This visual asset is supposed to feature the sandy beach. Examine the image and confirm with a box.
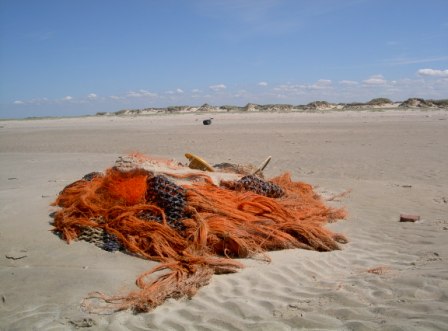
[1,110,447,330]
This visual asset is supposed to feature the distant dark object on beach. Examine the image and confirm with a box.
[203,118,213,125]
[400,213,420,222]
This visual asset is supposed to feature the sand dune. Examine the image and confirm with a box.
[1,110,447,330]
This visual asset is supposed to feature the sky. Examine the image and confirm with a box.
[1,0,447,118]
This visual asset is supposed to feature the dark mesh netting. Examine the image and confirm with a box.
[82,172,103,181]
[231,175,285,198]
[77,226,123,252]
[144,175,187,230]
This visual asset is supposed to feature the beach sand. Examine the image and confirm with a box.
[1,110,447,330]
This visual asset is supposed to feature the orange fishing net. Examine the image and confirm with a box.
[51,154,347,313]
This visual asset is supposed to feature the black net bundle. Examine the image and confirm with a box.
[230,175,285,198]
[60,172,103,195]
[82,172,103,181]
[144,175,187,230]
[77,226,123,252]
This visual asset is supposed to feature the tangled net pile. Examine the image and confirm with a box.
[51,154,347,313]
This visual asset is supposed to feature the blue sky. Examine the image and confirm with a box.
[1,0,447,118]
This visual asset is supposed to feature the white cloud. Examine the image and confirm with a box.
[233,89,250,98]
[126,90,157,98]
[273,84,305,94]
[316,79,332,85]
[166,88,184,95]
[273,80,332,94]
[258,81,268,87]
[126,91,140,97]
[14,97,50,105]
[62,96,73,101]
[363,75,387,85]
[87,93,97,99]
[383,56,448,66]
[309,79,332,89]
[209,84,226,92]
[417,68,448,78]
[339,80,359,85]
[192,89,201,93]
